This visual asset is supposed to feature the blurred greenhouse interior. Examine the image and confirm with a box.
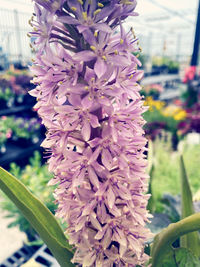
[0,0,199,66]
[0,0,200,266]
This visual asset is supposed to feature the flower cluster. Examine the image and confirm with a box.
[30,0,152,266]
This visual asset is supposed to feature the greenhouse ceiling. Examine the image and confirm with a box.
[0,0,198,59]
[126,0,198,35]
[0,0,198,36]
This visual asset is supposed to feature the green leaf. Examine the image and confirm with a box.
[0,167,74,267]
[147,140,155,213]
[155,247,200,267]
[174,247,200,267]
[180,155,200,257]
[161,249,176,267]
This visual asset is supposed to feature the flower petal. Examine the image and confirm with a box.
[90,212,102,231]
[102,148,113,170]
[88,166,100,189]
[81,120,91,141]
[58,15,79,25]
[74,50,96,62]
[81,94,93,109]
[93,23,112,33]
[94,57,107,78]
[83,251,96,267]
[88,114,100,128]
[107,187,115,209]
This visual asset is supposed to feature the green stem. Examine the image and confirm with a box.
[151,213,200,267]
[179,155,200,256]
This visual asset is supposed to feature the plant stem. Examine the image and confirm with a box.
[151,213,200,267]
[180,155,200,257]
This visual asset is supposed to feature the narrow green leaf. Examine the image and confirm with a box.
[147,140,155,213]
[0,167,74,267]
[147,164,155,213]
[147,139,154,174]
[151,213,200,267]
[180,155,200,257]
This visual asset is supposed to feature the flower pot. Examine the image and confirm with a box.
[0,244,40,267]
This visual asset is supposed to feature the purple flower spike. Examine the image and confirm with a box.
[30,0,152,266]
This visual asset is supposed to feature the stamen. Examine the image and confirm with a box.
[98,3,104,7]
[90,46,96,51]
[120,39,124,44]
[102,55,107,61]
[120,0,134,5]
[82,12,87,20]
[28,19,33,26]
[93,9,101,16]
[71,7,77,11]
[77,0,83,4]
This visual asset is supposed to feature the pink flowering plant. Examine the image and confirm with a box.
[29,0,153,265]
[1,0,200,266]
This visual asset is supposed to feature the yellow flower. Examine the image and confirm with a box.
[144,96,165,111]
[174,110,187,121]
[162,105,187,121]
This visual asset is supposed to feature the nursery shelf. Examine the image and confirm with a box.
[0,106,34,117]
[0,244,38,267]
[0,142,43,168]
[159,89,181,101]
[142,74,180,86]
[0,244,58,267]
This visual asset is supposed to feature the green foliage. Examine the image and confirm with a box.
[144,108,179,134]
[0,116,13,145]
[1,152,55,240]
[152,56,179,71]
[151,213,200,267]
[154,247,200,267]
[180,156,200,256]
[0,116,41,146]
[11,117,40,139]
[151,140,200,213]
[0,87,14,101]
[0,166,74,266]
[175,248,200,267]
[147,140,156,213]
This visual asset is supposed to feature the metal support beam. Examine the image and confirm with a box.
[14,9,22,61]
[191,0,200,66]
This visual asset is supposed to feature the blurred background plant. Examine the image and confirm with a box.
[143,97,187,148]
[141,84,164,99]
[11,117,41,142]
[151,140,200,205]
[0,151,56,242]
[151,56,180,75]
[0,115,42,154]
